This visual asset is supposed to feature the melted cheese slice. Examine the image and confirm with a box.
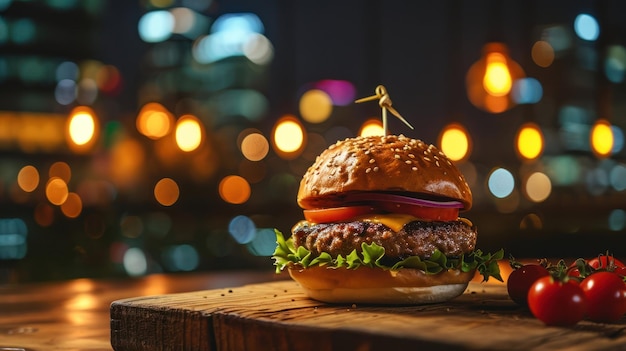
[355,214,473,232]
[354,213,418,232]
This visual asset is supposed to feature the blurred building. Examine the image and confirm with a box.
[1,0,626,282]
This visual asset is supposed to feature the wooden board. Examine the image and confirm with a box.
[110,280,626,351]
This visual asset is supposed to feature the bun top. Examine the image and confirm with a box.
[297,135,472,210]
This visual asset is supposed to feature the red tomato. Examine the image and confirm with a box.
[507,264,550,306]
[375,201,459,221]
[303,206,376,223]
[303,202,459,223]
[569,255,626,278]
[580,272,626,323]
[528,276,587,326]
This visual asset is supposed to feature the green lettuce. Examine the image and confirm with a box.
[272,229,504,282]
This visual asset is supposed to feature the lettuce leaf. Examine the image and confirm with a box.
[271,229,503,282]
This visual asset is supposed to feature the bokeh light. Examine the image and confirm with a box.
[483,53,513,97]
[228,215,256,244]
[154,178,179,206]
[531,40,555,68]
[49,161,71,183]
[466,43,525,113]
[175,115,203,152]
[512,78,543,104]
[46,177,69,205]
[524,172,552,202]
[138,10,174,43]
[136,102,174,140]
[219,175,251,204]
[609,209,626,231]
[313,79,356,106]
[163,244,199,271]
[299,89,333,123]
[67,106,98,150]
[272,115,305,158]
[439,123,471,162]
[515,123,544,161]
[123,247,148,277]
[359,118,384,137]
[17,165,39,192]
[590,119,613,158]
[605,45,626,83]
[240,132,269,161]
[60,192,83,218]
[574,13,599,41]
[246,228,277,256]
[488,167,515,199]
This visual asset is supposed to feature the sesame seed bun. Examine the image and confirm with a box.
[297,135,472,210]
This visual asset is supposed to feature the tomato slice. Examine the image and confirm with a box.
[375,201,459,221]
[303,201,459,224]
[303,206,377,223]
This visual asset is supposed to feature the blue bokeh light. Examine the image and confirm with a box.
[574,13,599,41]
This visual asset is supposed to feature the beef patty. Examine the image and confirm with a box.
[291,220,477,260]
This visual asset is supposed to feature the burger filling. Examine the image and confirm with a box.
[292,219,477,261]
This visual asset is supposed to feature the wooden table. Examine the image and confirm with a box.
[2,270,626,351]
[0,270,283,351]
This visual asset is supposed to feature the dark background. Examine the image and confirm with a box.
[1,0,626,282]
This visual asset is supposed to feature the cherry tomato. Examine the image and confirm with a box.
[580,272,626,323]
[303,206,376,223]
[568,255,626,278]
[507,264,550,306]
[375,201,459,221]
[528,276,587,326]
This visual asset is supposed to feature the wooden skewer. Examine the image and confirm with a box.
[355,85,414,135]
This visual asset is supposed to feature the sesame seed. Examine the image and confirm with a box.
[373,167,379,172]
[405,160,412,164]
[424,157,431,162]
[394,154,401,159]
[366,168,372,173]
[369,159,375,164]
[436,160,440,167]
[408,154,415,158]
[412,167,418,171]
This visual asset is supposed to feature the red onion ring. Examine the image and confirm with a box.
[344,192,464,209]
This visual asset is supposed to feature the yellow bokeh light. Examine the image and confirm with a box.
[359,119,384,137]
[17,165,39,192]
[46,177,69,205]
[531,40,555,68]
[154,178,179,206]
[439,124,471,161]
[299,89,333,123]
[272,115,305,157]
[68,107,96,146]
[219,175,251,204]
[590,119,613,158]
[175,115,203,152]
[136,102,173,140]
[483,53,512,97]
[49,161,71,183]
[61,192,83,218]
[516,123,544,161]
[241,133,269,161]
[525,172,552,203]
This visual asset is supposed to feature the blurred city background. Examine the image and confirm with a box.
[1,0,626,283]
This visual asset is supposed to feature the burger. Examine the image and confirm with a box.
[273,134,502,304]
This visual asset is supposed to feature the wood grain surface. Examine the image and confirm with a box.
[110,280,626,351]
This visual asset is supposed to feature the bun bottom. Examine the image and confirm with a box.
[288,265,474,304]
